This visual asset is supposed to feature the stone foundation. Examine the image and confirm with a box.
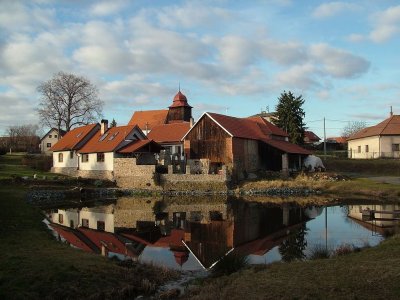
[52,167,113,180]
[114,158,160,189]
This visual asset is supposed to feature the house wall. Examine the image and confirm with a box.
[184,115,232,164]
[232,138,259,175]
[53,151,78,168]
[79,152,114,171]
[40,129,61,154]
[50,209,79,228]
[79,208,115,232]
[348,135,400,159]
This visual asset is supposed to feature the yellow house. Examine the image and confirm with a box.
[347,114,400,159]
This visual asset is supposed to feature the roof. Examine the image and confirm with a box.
[50,224,95,253]
[327,136,347,144]
[148,122,191,143]
[246,116,288,137]
[304,131,321,142]
[348,115,400,140]
[169,91,192,108]
[262,139,311,155]
[128,110,168,130]
[117,139,162,153]
[50,124,99,151]
[78,125,139,153]
[40,128,66,142]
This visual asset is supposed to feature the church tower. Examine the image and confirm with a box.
[167,90,193,123]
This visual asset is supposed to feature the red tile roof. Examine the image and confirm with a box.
[262,139,311,155]
[148,122,191,143]
[348,115,400,140]
[50,124,99,151]
[78,125,139,153]
[128,110,168,129]
[207,112,288,140]
[327,136,347,144]
[304,131,321,142]
[78,227,128,256]
[117,139,162,153]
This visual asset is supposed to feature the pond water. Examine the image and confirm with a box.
[44,197,399,271]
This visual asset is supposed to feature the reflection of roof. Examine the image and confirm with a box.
[51,124,99,151]
[148,122,191,143]
[117,139,161,153]
[304,131,321,142]
[50,224,97,253]
[78,125,139,153]
[348,115,400,140]
[128,110,168,129]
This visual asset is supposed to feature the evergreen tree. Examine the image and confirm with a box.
[110,118,117,127]
[273,91,306,145]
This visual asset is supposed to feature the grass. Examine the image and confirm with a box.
[0,153,55,179]
[184,235,400,300]
[0,185,178,299]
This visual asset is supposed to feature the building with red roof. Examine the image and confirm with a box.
[183,112,311,178]
[347,113,400,159]
[304,131,321,144]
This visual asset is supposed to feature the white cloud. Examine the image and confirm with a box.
[91,0,128,16]
[310,44,370,78]
[313,2,359,19]
[347,33,365,43]
[274,64,319,90]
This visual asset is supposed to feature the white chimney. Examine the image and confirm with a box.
[190,117,194,127]
[101,119,108,134]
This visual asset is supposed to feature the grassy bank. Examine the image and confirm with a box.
[185,235,400,299]
[0,153,55,179]
[0,185,177,299]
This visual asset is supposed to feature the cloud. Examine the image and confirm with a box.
[312,2,359,19]
[90,0,128,16]
[310,44,370,78]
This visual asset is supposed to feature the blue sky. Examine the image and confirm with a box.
[1,0,399,138]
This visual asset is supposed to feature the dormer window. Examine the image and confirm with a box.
[108,132,119,141]
[99,133,109,141]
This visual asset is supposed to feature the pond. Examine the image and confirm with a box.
[44,196,399,271]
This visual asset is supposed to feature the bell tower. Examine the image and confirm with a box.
[167,90,192,123]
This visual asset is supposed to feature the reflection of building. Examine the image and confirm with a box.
[348,204,400,234]
[47,197,314,270]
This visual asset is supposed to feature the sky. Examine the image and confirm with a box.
[1,0,399,139]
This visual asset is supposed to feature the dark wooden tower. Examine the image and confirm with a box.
[167,91,192,123]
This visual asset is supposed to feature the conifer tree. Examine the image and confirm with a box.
[273,91,306,145]
[110,118,117,127]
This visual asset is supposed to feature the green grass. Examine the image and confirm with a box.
[185,235,400,299]
[0,153,55,179]
[0,185,177,299]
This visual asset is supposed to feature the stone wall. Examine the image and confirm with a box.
[51,167,113,180]
[114,158,160,189]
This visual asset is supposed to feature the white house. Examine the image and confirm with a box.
[348,114,400,159]
[39,128,66,155]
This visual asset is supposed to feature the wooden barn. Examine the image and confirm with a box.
[183,112,310,178]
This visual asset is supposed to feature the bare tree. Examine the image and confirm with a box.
[37,72,103,134]
[341,121,367,139]
[7,124,40,152]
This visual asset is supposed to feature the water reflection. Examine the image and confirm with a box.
[44,197,398,270]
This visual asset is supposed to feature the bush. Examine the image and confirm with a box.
[309,244,331,260]
[0,148,7,155]
[21,154,52,171]
[333,244,354,256]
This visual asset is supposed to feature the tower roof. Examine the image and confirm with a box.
[169,91,192,108]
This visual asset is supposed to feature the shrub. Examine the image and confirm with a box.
[333,244,354,256]
[21,154,52,171]
[309,244,330,260]
[0,148,7,155]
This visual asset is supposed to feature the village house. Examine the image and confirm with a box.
[128,90,193,160]
[51,120,161,181]
[39,128,66,155]
[183,112,311,179]
[304,131,321,145]
[347,112,400,159]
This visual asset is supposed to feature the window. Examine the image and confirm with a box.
[49,135,52,138]
[58,153,63,163]
[58,214,63,224]
[393,144,400,151]
[99,133,109,141]
[82,219,89,228]
[97,153,105,162]
[82,154,89,162]
[365,145,369,153]
[47,143,51,148]
[357,146,361,153]
[70,151,73,159]
[97,221,105,231]
[176,146,181,155]
[55,134,58,138]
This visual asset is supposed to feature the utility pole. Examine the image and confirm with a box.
[323,117,327,157]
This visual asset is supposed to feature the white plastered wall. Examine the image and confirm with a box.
[53,151,79,168]
[348,136,380,159]
[79,152,114,171]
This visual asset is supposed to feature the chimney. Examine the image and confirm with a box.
[101,119,108,134]
[390,106,393,117]
[190,117,194,127]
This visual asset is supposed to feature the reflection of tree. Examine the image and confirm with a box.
[279,224,308,262]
